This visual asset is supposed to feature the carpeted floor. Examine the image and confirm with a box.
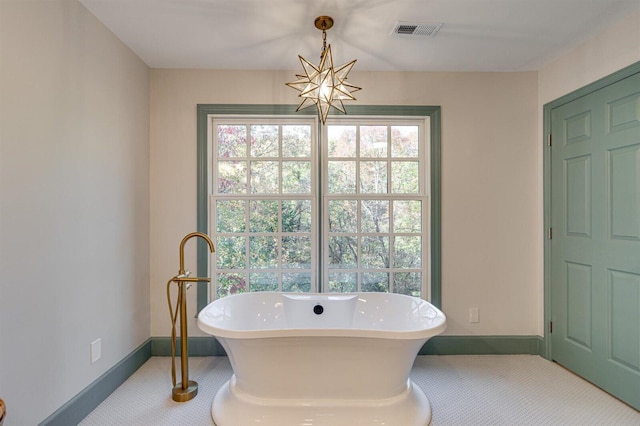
[80,355,640,425]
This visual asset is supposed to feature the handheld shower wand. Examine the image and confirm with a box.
[166,232,215,402]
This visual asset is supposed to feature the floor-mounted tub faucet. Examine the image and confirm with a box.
[167,232,215,402]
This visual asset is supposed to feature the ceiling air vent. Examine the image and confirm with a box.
[392,21,443,37]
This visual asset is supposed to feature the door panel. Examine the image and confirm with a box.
[550,72,640,410]
[565,261,592,349]
[609,144,640,240]
[565,155,592,237]
[609,270,640,371]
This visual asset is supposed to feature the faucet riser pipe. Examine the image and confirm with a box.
[168,231,215,402]
[172,281,198,402]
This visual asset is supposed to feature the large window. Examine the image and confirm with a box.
[323,121,428,297]
[211,119,318,298]
[197,105,441,308]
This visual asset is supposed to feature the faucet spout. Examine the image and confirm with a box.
[178,232,215,275]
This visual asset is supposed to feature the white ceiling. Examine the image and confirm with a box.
[79,0,640,72]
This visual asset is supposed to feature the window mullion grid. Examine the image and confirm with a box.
[355,124,362,292]
[244,199,251,292]
[387,125,393,293]
[277,197,283,292]
[326,191,424,296]
[277,125,283,292]
[389,202,394,294]
[212,117,317,298]
[213,116,427,298]
[357,197,362,292]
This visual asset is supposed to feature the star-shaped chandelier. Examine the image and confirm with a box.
[286,16,361,125]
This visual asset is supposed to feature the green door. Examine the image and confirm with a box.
[550,71,640,410]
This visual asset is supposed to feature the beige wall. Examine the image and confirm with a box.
[150,69,540,338]
[539,8,640,105]
[0,1,150,424]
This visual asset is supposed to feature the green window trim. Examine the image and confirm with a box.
[196,104,442,311]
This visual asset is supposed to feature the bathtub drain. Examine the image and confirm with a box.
[313,304,324,315]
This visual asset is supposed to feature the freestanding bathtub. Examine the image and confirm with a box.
[197,292,446,426]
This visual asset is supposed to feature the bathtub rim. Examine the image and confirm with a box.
[197,291,447,340]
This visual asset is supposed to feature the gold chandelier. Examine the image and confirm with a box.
[286,16,361,124]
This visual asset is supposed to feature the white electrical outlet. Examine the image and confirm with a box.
[90,338,102,364]
[469,308,480,323]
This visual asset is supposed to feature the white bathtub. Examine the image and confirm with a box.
[198,292,446,426]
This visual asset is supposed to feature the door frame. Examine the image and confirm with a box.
[543,61,640,360]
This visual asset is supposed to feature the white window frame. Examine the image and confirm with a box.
[321,117,430,297]
[208,116,319,297]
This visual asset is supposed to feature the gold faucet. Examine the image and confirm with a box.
[179,232,215,276]
[167,232,215,402]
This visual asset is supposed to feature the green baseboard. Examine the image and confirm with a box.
[151,336,227,356]
[41,334,543,425]
[149,335,543,357]
[39,339,151,426]
[420,335,544,355]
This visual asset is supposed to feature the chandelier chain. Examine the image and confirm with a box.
[321,28,327,59]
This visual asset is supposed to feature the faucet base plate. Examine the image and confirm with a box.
[172,380,198,402]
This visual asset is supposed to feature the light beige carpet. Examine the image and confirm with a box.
[80,355,639,425]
